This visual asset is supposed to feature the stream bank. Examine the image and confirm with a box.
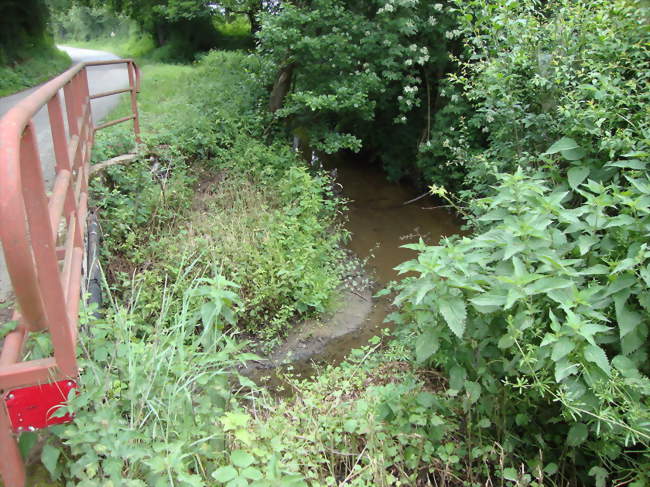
[243,153,462,383]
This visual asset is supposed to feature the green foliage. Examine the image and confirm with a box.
[228,339,564,486]
[90,51,346,339]
[0,0,51,64]
[429,0,650,197]
[50,4,134,41]
[45,277,253,485]
[0,0,71,95]
[391,0,650,482]
[0,45,70,96]
[257,0,458,181]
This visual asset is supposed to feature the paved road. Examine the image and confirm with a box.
[0,45,129,303]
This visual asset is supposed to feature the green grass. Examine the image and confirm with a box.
[61,35,156,60]
[90,51,346,338]
[0,46,71,96]
[60,15,253,64]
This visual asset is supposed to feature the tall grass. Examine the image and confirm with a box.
[45,269,254,484]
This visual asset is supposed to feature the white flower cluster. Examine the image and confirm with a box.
[428,16,438,26]
[377,2,395,14]
[434,3,443,11]
[403,85,418,94]
[378,0,418,14]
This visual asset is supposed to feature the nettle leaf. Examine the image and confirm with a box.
[469,292,507,313]
[584,345,611,375]
[568,167,590,189]
[621,328,645,355]
[438,295,467,338]
[525,277,573,295]
[545,137,579,155]
[605,159,646,170]
[614,294,641,338]
[41,444,61,479]
[551,338,575,361]
[464,380,481,405]
[448,365,467,394]
[562,147,587,161]
[567,422,588,446]
[555,358,578,382]
[612,355,641,379]
[576,235,599,255]
[416,329,439,363]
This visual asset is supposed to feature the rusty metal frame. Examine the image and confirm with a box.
[0,59,140,487]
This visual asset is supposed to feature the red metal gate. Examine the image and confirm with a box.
[0,59,140,487]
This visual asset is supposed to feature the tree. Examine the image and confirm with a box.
[0,0,53,63]
[92,0,219,51]
[257,0,459,180]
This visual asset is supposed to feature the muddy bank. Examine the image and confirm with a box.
[242,153,462,383]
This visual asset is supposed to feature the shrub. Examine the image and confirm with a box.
[391,0,650,482]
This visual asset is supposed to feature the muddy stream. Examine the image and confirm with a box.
[243,153,462,385]
[25,154,462,484]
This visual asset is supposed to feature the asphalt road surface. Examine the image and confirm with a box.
[0,46,129,303]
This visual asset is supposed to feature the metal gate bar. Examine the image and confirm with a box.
[0,59,140,487]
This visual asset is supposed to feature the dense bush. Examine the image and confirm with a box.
[257,0,460,181]
[90,51,346,340]
[391,0,650,482]
[0,0,71,95]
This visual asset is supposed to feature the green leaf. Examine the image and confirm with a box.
[469,292,507,313]
[41,444,61,479]
[241,467,263,480]
[555,358,578,382]
[18,432,38,460]
[584,345,610,375]
[567,167,589,189]
[621,328,644,355]
[614,295,641,338]
[562,147,587,161]
[211,466,238,482]
[438,295,466,338]
[567,423,588,446]
[416,392,437,408]
[576,235,598,255]
[544,137,579,154]
[605,159,645,170]
[231,449,255,468]
[588,466,608,487]
[612,355,641,379]
[543,463,558,475]
[503,467,518,481]
[525,277,573,295]
[464,380,481,405]
[0,320,18,340]
[448,365,466,393]
[497,334,515,349]
[416,329,439,363]
[551,338,575,361]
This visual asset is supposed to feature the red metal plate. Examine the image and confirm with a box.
[3,380,77,433]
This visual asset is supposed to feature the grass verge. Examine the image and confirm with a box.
[0,45,71,96]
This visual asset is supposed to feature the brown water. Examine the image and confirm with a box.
[245,154,462,385]
[327,154,461,286]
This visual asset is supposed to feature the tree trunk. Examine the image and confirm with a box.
[248,10,261,34]
[269,63,295,113]
[155,22,166,47]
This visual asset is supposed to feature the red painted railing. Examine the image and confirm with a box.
[0,59,140,487]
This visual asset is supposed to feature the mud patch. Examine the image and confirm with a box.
[240,285,376,379]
